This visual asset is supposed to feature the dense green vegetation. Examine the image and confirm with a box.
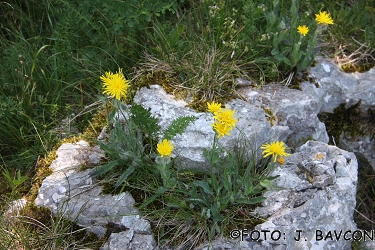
[0,0,374,249]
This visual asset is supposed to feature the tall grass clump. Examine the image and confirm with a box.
[319,1,375,71]
[139,0,336,104]
[0,0,125,169]
[0,202,101,250]
[137,1,257,109]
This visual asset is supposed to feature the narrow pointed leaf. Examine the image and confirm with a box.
[115,165,135,186]
[92,160,118,177]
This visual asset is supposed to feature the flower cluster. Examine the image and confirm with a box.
[260,141,291,163]
[100,68,129,100]
[297,10,333,36]
[207,101,238,138]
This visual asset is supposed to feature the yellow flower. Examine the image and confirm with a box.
[297,25,309,36]
[101,68,129,100]
[277,157,285,165]
[212,121,232,138]
[157,139,174,157]
[260,141,291,162]
[315,11,334,25]
[207,101,222,113]
[213,108,238,128]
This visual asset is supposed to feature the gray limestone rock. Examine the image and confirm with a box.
[237,84,329,148]
[339,134,375,169]
[34,140,154,244]
[302,58,375,113]
[300,58,375,171]
[249,140,357,250]
[121,215,152,235]
[100,229,157,250]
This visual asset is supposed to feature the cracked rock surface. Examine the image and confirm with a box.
[34,140,156,247]
[202,141,357,250]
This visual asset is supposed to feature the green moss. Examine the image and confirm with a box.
[341,62,375,73]
[132,70,235,112]
[288,70,319,90]
[318,101,372,145]
[131,70,185,100]
[27,151,55,202]
[81,104,113,142]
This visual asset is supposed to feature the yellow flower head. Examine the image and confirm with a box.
[157,139,174,157]
[212,121,233,138]
[297,25,309,36]
[207,101,222,114]
[315,11,334,25]
[213,108,238,128]
[260,141,291,162]
[101,68,129,100]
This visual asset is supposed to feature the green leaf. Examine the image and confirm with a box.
[187,197,208,206]
[179,200,187,208]
[203,148,221,165]
[108,108,117,123]
[166,195,184,208]
[92,160,119,177]
[274,53,289,63]
[260,179,273,189]
[130,104,160,138]
[204,208,211,219]
[2,169,13,185]
[14,170,28,186]
[115,165,136,186]
[237,196,266,205]
[118,151,135,161]
[193,180,213,195]
[267,175,280,181]
[211,204,224,222]
[222,176,232,192]
[163,116,196,140]
[96,140,117,156]
[208,226,216,240]
[139,187,168,209]
[244,182,254,196]
[271,48,280,55]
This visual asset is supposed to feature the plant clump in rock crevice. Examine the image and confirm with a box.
[1,202,104,249]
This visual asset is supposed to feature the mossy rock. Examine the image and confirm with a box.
[318,101,375,145]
